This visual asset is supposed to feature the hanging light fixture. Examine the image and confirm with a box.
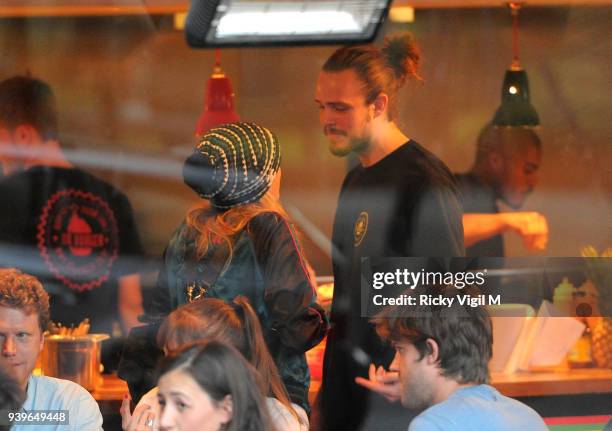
[195,49,240,136]
[492,2,540,127]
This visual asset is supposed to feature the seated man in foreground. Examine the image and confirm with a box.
[357,286,547,431]
[0,268,103,431]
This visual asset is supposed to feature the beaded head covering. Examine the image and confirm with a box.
[183,122,281,209]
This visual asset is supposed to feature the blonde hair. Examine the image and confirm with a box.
[186,193,289,261]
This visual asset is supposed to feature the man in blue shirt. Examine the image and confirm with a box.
[357,286,547,431]
[0,268,103,431]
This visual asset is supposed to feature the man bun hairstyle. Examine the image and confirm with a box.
[381,33,422,87]
[323,32,421,121]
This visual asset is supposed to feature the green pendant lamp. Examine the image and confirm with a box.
[492,2,540,127]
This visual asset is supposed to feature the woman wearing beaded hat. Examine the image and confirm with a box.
[150,122,328,418]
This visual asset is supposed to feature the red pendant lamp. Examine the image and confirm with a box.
[195,49,240,136]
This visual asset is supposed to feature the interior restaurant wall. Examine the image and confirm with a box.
[0,6,610,276]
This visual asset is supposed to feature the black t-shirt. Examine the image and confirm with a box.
[0,166,143,334]
[319,141,465,429]
[331,141,464,306]
[455,172,504,257]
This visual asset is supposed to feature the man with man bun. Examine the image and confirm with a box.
[314,34,464,430]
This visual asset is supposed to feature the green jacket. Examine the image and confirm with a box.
[152,212,329,411]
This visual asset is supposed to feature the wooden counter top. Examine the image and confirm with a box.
[94,368,612,403]
[92,374,128,401]
[491,368,612,398]
[307,338,612,400]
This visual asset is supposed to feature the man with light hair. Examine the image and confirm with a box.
[314,34,464,430]
[0,268,103,430]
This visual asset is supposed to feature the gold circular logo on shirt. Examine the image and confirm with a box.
[354,211,369,247]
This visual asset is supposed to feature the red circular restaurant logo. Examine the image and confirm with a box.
[37,189,119,291]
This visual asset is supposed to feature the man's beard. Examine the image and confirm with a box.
[499,185,532,209]
[328,136,370,158]
[400,373,435,411]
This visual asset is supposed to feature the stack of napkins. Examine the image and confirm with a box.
[489,301,585,374]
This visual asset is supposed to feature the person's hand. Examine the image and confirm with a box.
[504,212,549,251]
[355,363,401,403]
[120,395,157,431]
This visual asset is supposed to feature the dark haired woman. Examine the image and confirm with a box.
[121,297,307,431]
[157,341,272,431]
